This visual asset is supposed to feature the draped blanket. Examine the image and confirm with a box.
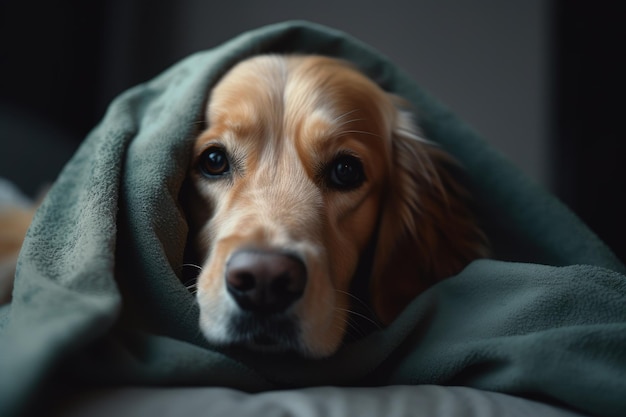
[1,21,625,417]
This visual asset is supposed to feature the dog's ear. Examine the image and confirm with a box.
[370,106,489,324]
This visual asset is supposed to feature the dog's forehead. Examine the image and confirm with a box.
[208,56,386,118]
[200,55,393,160]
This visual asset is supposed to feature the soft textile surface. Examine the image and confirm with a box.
[55,385,588,417]
[1,21,625,417]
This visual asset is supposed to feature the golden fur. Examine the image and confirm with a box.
[0,205,37,303]
[185,55,488,357]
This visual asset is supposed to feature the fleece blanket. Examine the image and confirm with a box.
[1,21,625,417]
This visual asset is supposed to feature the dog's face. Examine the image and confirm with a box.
[185,55,487,357]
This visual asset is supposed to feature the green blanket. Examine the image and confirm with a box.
[1,21,625,417]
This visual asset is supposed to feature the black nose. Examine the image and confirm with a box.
[225,250,307,314]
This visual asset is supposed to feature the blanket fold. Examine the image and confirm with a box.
[1,21,625,417]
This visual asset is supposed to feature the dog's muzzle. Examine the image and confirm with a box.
[223,249,307,350]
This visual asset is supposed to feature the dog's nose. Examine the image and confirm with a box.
[225,250,307,314]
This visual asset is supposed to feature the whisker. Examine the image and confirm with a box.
[333,307,379,341]
[190,120,207,127]
[180,264,202,295]
[335,321,365,341]
[334,289,367,304]
[182,263,204,272]
[185,283,199,295]
[332,313,366,340]
[334,289,379,318]
[335,307,382,330]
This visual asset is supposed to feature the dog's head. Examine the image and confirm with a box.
[184,55,488,357]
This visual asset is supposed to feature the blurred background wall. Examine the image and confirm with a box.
[0,0,623,261]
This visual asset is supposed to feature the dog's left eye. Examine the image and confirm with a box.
[199,147,230,178]
[327,154,365,190]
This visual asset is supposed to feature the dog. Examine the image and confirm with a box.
[0,206,35,304]
[0,183,44,304]
[184,54,489,358]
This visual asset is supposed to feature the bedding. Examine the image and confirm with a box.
[1,21,625,417]
[55,385,589,417]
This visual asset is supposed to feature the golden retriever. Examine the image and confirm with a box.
[0,197,41,304]
[184,54,489,358]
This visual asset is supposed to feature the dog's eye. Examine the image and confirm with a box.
[328,154,365,190]
[199,147,230,178]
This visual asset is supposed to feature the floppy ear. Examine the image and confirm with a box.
[370,107,489,324]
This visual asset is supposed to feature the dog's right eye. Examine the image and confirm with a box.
[199,147,230,178]
[326,153,366,191]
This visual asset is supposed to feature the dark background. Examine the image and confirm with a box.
[550,1,625,264]
[0,0,623,262]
